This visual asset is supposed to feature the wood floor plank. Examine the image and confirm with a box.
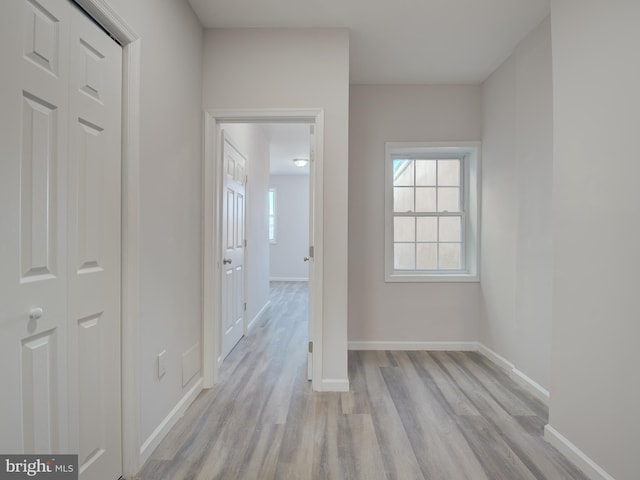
[358,351,424,480]
[340,413,387,480]
[310,393,347,480]
[343,350,371,415]
[382,352,490,480]
[409,351,482,417]
[135,282,589,480]
[234,423,285,480]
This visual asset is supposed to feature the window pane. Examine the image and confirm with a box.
[439,243,461,269]
[439,216,461,242]
[415,187,436,212]
[416,243,437,270]
[415,160,436,186]
[394,243,415,269]
[394,187,414,212]
[437,187,460,212]
[393,159,414,186]
[416,217,437,242]
[438,159,460,186]
[394,217,415,242]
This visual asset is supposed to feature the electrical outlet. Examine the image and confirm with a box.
[158,350,167,378]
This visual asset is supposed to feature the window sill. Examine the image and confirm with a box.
[385,273,479,283]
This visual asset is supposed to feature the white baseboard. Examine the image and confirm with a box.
[348,341,477,351]
[318,378,350,392]
[476,342,514,371]
[247,300,270,332]
[510,367,550,403]
[544,425,616,480]
[476,343,550,404]
[139,377,203,465]
[269,277,309,282]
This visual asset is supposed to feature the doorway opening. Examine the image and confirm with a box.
[216,123,312,371]
[202,110,325,392]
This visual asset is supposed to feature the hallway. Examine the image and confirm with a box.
[136,282,586,479]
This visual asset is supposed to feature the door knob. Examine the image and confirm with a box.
[29,307,43,320]
[303,256,310,262]
[223,258,232,265]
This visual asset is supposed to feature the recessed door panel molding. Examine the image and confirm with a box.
[20,92,59,282]
[235,159,245,184]
[226,189,235,250]
[21,329,58,454]
[236,193,244,248]
[78,38,104,102]
[235,266,243,327]
[223,269,234,334]
[76,117,105,273]
[23,0,60,75]
[76,314,106,474]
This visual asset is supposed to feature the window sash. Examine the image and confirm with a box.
[391,156,465,215]
[392,212,466,272]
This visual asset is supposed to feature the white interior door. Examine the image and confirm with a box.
[0,1,122,478]
[66,6,122,479]
[0,0,71,455]
[220,133,247,360]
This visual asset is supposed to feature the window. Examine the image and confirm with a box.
[385,142,480,282]
[268,188,277,243]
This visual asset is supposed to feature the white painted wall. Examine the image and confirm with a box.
[270,175,310,281]
[480,18,553,391]
[203,28,350,384]
[221,124,271,329]
[548,2,640,479]
[348,85,482,344]
[103,0,204,449]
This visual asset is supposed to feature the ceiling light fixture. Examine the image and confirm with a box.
[292,158,309,168]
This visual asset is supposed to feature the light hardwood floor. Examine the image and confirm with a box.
[136,281,587,480]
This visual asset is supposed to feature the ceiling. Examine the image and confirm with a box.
[188,0,550,84]
[261,124,311,176]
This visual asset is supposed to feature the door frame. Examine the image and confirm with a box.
[203,109,324,392]
[72,1,141,477]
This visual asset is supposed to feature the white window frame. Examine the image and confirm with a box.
[384,142,481,282]
[268,188,277,244]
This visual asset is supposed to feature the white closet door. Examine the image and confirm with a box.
[0,1,123,478]
[0,0,72,455]
[66,5,122,479]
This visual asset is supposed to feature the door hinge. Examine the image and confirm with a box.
[244,302,247,312]
[308,341,313,353]
[309,245,314,259]
[244,239,247,247]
